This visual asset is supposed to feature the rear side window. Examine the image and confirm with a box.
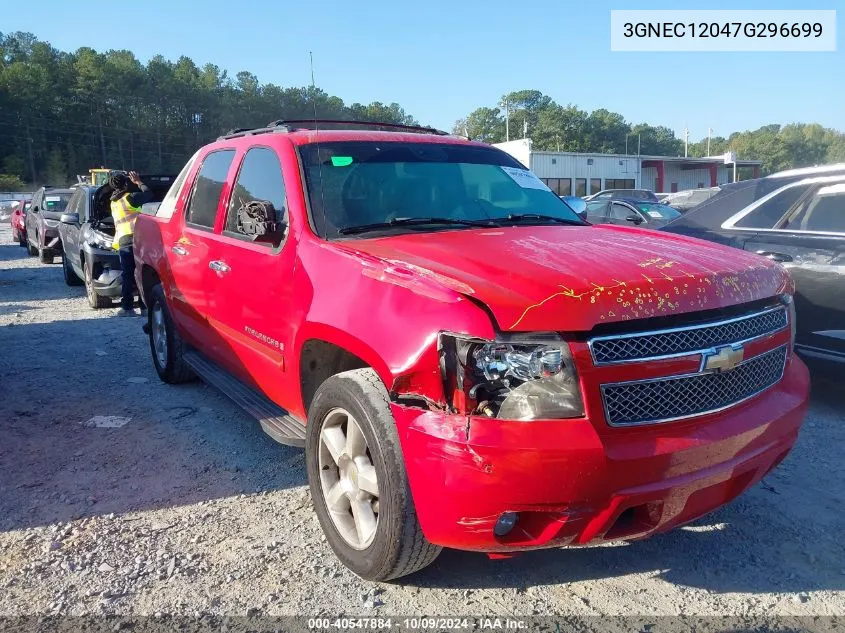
[734,184,812,229]
[225,147,288,247]
[781,184,845,233]
[185,150,236,228]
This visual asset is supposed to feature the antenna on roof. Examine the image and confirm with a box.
[310,51,316,88]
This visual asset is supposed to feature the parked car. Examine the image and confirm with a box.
[25,187,74,263]
[584,197,681,229]
[663,171,845,365]
[58,176,175,308]
[135,121,808,581]
[661,187,721,212]
[583,188,658,202]
[7,200,30,246]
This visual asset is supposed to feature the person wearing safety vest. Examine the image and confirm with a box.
[109,171,153,316]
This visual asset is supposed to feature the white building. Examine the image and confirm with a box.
[494,139,761,196]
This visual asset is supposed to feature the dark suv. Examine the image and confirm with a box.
[25,187,74,263]
[58,176,174,308]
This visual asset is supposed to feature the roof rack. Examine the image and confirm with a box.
[218,119,455,140]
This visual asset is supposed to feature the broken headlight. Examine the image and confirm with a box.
[439,333,584,421]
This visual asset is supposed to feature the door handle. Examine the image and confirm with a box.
[756,250,793,263]
[209,260,231,273]
[171,245,189,256]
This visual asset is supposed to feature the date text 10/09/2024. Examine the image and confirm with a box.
[623,22,823,39]
[307,618,530,630]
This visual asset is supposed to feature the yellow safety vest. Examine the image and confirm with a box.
[110,194,141,249]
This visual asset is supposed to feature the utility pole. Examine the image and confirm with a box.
[683,126,689,157]
[637,134,641,189]
[501,100,510,142]
[523,118,528,138]
[24,116,37,184]
[707,128,713,156]
[97,111,107,165]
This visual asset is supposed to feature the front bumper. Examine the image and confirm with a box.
[88,249,123,297]
[394,355,809,552]
[40,227,61,252]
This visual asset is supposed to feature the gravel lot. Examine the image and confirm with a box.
[1,222,844,621]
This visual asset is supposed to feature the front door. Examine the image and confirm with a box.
[205,146,298,407]
[166,149,237,355]
[743,182,845,362]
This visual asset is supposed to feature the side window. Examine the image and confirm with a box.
[734,184,812,229]
[610,202,633,220]
[781,185,845,233]
[184,150,236,229]
[224,147,288,248]
[585,201,608,222]
[65,191,82,218]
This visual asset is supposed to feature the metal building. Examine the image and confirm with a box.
[493,139,761,196]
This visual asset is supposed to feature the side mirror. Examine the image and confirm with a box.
[626,214,644,225]
[31,206,39,213]
[561,195,587,218]
[60,213,80,224]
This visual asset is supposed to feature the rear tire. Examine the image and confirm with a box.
[84,260,111,309]
[62,253,83,286]
[27,234,37,256]
[148,283,195,384]
[306,368,441,581]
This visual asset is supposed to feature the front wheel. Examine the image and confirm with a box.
[84,260,111,309]
[147,283,195,384]
[62,253,82,286]
[306,368,441,581]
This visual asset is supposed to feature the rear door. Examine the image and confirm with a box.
[26,190,42,243]
[166,149,237,355]
[207,145,299,405]
[741,182,845,362]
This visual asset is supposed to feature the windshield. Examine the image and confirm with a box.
[300,141,584,237]
[43,193,72,212]
[635,203,681,221]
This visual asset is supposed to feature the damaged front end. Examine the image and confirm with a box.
[438,332,584,421]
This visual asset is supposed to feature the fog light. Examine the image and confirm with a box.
[493,512,519,537]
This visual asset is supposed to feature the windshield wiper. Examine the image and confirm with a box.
[493,213,584,226]
[338,217,495,235]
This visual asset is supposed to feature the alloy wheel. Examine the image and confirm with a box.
[151,303,168,368]
[317,408,380,550]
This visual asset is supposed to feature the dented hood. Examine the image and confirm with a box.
[339,225,791,332]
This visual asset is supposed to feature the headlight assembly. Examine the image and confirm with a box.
[439,332,584,421]
[781,294,796,352]
[43,218,59,228]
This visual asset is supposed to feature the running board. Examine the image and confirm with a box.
[183,351,306,448]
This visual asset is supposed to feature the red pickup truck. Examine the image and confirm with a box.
[134,121,809,581]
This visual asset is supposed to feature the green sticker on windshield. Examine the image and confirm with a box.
[331,156,354,167]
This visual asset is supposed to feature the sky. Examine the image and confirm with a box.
[3,0,843,142]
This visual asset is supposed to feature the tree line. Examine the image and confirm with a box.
[454,90,845,176]
[0,32,417,189]
[2,31,843,191]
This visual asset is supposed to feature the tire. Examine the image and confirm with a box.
[84,260,111,309]
[62,253,83,286]
[27,233,37,256]
[147,283,195,384]
[306,368,441,581]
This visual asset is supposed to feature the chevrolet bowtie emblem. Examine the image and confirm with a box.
[702,344,745,372]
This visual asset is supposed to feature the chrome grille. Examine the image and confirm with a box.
[601,345,788,426]
[590,306,787,365]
